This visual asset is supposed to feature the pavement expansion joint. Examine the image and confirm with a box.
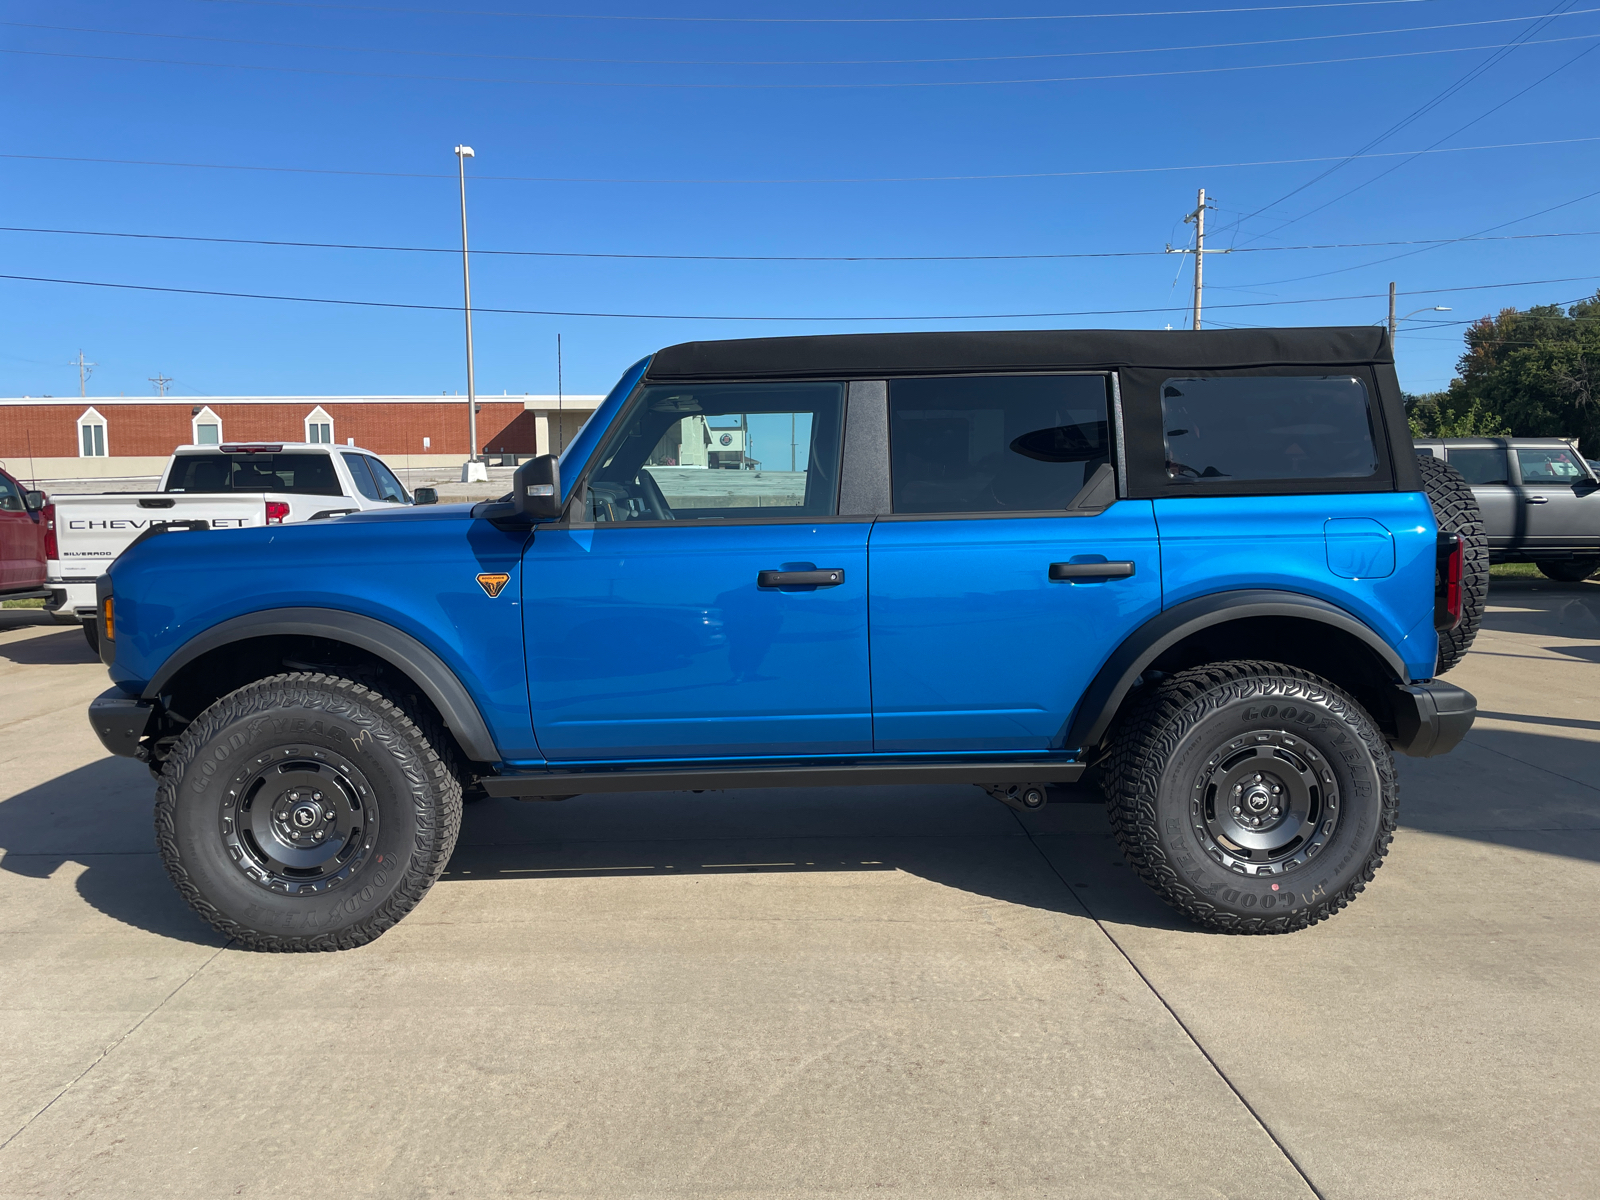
[0,940,232,1154]
[1010,808,1327,1200]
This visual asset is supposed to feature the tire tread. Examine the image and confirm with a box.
[154,672,463,952]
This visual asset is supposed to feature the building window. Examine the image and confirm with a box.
[192,405,222,446]
[305,406,334,445]
[77,407,108,457]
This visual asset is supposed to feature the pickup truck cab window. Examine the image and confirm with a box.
[1161,375,1378,483]
[583,381,843,522]
[165,451,343,496]
[887,374,1111,514]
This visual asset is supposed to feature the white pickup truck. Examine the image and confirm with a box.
[48,442,433,647]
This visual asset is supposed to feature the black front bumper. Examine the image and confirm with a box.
[89,687,152,757]
[1389,680,1476,758]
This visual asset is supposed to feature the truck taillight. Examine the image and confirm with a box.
[265,501,290,525]
[1435,533,1463,632]
[43,503,58,559]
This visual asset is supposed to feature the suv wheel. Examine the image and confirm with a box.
[1416,454,1487,673]
[1102,661,1397,933]
[155,672,462,951]
[1537,558,1599,583]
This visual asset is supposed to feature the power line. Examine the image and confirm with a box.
[7,223,1600,262]
[1223,0,1588,243]
[3,269,1596,322]
[10,33,1600,89]
[193,0,1459,24]
[1229,36,1600,246]
[1230,183,1600,290]
[13,10,1599,68]
[6,135,1595,187]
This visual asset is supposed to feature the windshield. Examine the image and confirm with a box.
[165,451,344,496]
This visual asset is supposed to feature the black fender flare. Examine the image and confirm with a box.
[141,607,501,763]
[1063,589,1408,754]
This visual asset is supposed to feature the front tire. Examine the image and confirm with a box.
[155,673,462,951]
[82,620,99,654]
[1537,558,1598,583]
[1102,661,1398,933]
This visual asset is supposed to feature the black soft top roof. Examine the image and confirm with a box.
[646,327,1392,381]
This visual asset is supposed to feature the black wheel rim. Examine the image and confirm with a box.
[219,745,379,895]
[1189,729,1340,877]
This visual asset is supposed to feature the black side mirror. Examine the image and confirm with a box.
[412,487,438,506]
[514,454,563,520]
[23,490,46,512]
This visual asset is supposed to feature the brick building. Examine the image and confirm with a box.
[0,394,600,481]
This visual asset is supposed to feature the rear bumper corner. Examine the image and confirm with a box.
[1389,680,1476,758]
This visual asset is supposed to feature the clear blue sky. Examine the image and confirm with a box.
[3,0,1597,401]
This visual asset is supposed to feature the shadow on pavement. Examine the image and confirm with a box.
[0,625,98,666]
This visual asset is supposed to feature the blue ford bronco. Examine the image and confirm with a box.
[88,329,1484,950]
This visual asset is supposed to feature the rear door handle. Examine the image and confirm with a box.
[758,568,845,588]
[1049,561,1136,581]
[1525,495,1549,504]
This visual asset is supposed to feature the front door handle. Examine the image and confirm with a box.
[758,568,845,588]
[1525,495,1549,504]
[1049,560,1136,581]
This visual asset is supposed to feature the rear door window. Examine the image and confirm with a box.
[342,453,382,501]
[165,452,344,496]
[1445,446,1509,485]
[887,374,1112,514]
[1161,376,1378,483]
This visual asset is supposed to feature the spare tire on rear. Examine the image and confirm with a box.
[1416,453,1487,674]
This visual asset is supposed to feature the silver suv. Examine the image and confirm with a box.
[1415,438,1600,581]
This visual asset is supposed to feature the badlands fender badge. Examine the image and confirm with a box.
[476,573,511,598]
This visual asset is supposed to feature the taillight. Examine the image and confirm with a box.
[1435,533,1463,632]
[43,503,58,560]
[265,501,290,525]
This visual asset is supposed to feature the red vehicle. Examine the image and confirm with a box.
[0,466,51,599]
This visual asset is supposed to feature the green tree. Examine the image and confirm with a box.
[1434,290,1600,449]
[1404,390,1510,437]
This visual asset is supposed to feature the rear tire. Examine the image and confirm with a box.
[1537,558,1599,583]
[1102,661,1398,933]
[1416,454,1486,674]
[155,672,462,951]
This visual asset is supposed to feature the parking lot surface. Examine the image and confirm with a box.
[2,580,1596,1199]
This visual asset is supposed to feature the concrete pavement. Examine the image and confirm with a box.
[1,579,1596,1198]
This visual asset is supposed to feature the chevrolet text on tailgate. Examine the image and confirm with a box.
[88,329,1485,951]
[47,442,426,651]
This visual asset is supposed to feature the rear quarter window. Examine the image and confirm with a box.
[1161,375,1378,484]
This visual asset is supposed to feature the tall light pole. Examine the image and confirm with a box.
[455,144,479,469]
[1388,282,1450,344]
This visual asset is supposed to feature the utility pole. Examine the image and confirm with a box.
[1389,282,1397,343]
[1165,188,1229,330]
[149,372,172,397]
[556,333,563,455]
[73,350,96,397]
[455,144,480,474]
